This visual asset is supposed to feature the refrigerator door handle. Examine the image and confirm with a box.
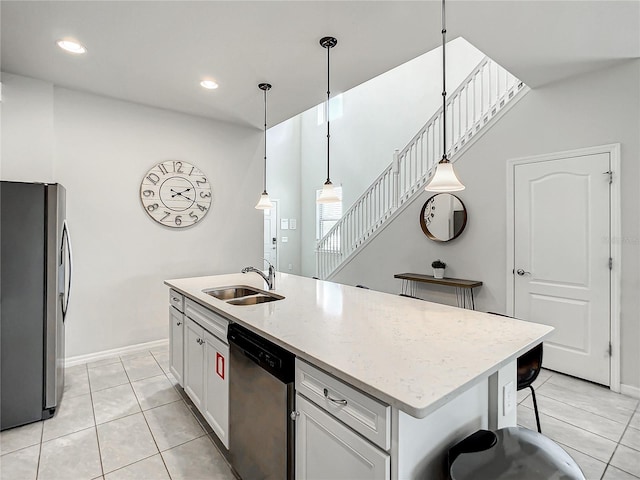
[60,220,72,321]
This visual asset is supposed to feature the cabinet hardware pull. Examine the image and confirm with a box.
[172,297,179,302]
[323,388,348,406]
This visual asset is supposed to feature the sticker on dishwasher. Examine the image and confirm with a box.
[216,353,225,380]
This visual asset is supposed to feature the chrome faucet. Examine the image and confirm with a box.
[241,259,276,290]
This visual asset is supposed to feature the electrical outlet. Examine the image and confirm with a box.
[288,264,293,271]
[503,381,515,415]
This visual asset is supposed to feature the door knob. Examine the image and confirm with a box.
[516,269,531,276]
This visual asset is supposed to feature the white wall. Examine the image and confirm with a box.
[298,38,485,276]
[267,115,302,274]
[1,73,263,357]
[333,60,640,389]
[0,73,55,181]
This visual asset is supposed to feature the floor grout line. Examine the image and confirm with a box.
[34,393,47,480]
[86,363,106,479]
[528,389,637,425]
[519,403,627,445]
[122,350,174,480]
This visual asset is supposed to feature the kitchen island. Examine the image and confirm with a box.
[165,272,552,479]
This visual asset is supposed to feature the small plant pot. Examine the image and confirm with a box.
[433,268,445,279]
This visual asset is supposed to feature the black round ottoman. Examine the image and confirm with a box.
[449,427,585,480]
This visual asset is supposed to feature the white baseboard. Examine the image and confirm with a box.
[65,339,169,367]
[620,383,640,400]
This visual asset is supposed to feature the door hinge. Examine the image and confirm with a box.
[608,342,612,357]
[609,257,613,270]
[604,170,613,184]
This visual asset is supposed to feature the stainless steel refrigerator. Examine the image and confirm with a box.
[1,181,72,430]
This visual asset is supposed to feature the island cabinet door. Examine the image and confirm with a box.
[184,318,205,409]
[295,394,390,480]
[203,331,229,449]
[169,306,184,386]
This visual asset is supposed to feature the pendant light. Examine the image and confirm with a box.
[317,36,341,204]
[255,83,274,210]
[425,0,465,192]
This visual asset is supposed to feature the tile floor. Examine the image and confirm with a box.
[0,345,236,480]
[518,369,640,479]
[1,348,639,480]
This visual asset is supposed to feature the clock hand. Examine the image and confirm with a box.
[171,188,192,199]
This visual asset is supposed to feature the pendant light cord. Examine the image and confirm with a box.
[441,0,448,162]
[326,42,331,183]
[263,86,268,193]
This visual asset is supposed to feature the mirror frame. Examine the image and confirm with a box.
[419,193,467,242]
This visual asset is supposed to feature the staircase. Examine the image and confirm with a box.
[316,57,528,279]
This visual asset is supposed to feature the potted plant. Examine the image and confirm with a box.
[431,260,446,279]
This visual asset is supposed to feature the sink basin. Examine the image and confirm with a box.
[227,294,282,306]
[203,285,284,306]
[204,286,262,300]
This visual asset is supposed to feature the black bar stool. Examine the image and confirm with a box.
[488,312,543,433]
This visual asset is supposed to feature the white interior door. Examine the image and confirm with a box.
[263,200,278,269]
[513,152,611,385]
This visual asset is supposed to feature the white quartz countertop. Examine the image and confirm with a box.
[165,272,553,418]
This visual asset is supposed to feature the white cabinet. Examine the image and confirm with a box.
[204,330,229,448]
[296,394,390,480]
[177,299,229,450]
[169,306,184,385]
[184,318,205,409]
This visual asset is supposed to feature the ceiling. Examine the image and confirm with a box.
[2,1,638,129]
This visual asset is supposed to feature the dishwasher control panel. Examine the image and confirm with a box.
[227,323,295,383]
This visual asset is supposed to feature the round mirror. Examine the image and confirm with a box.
[419,193,467,242]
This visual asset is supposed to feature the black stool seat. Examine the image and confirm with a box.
[449,427,585,480]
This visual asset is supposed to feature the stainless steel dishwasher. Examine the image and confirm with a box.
[228,323,295,480]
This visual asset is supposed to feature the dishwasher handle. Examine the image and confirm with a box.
[243,350,262,365]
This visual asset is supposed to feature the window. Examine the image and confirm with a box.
[316,186,343,243]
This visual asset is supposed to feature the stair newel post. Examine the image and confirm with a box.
[392,149,400,209]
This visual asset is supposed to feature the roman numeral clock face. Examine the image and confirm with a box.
[140,161,212,228]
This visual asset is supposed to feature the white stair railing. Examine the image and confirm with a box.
[316,57,525,279]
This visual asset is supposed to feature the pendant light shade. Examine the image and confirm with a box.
[317,36,340,205]
[425,160,465,192]
[255,192,273,209]
[317,180,341,204]
[425,0,465,193]
[255,83,273,210]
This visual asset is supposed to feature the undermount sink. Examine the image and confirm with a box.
[227,294,282,306]
[204,286,262,300]
[203,285,284,306]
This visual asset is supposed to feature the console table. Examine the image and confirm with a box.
[394,273,483,310]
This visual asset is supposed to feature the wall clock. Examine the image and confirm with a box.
[140,160,212,228]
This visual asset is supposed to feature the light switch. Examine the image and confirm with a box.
[289,219,297,230]
[282,237,288,243]
[281,219,289,230]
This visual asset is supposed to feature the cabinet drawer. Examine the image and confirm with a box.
[169,289,184,313]
[295,359,390,451]
[185,298,228,343]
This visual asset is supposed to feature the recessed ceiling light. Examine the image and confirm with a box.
[200,80,219,90]
[56,39,87,54]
